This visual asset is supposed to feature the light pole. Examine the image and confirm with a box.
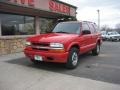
[97,9,100,31]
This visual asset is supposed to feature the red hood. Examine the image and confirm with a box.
[28,33,78,43]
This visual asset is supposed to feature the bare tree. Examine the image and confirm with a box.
[101,25,112,32]
[116,23,120,29]
[115,23,120,33]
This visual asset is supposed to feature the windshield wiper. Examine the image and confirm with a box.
[54,31,70,34]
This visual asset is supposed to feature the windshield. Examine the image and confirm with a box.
[108,32,119,35]
[52,22,80,34]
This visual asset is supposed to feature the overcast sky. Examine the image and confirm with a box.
[60,0,120,28]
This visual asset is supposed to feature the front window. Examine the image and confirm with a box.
[52,22,80,34]
[108,32,119,35]
[0,13,35,36]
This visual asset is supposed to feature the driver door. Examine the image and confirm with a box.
[80,22,92,53]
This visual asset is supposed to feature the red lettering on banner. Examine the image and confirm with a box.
[59,4,62,12]
[55,3,59,11]
[7,0,34,7]
[49,1,55,11]
[49,0,70,14]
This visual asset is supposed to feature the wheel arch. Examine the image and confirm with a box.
[97,38,102,45]
[67,43,80,52]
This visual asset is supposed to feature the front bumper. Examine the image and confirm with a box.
[110,37,120,41]
[24,49,69,63]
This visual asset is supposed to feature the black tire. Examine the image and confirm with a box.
[111,38,115,42]
[92,43,100,56]
[66,48,79,69]
[110,37,113,41]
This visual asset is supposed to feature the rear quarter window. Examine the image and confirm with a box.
[92,24,99,33]
[88,23,96,33]
[82,23,90,31]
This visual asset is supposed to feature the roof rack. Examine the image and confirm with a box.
[83,21,96,24]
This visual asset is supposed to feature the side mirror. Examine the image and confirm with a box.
[82,30,91,35]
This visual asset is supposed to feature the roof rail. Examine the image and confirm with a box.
[83,21,96,24]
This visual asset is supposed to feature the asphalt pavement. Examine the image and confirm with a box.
[0,41,120,90]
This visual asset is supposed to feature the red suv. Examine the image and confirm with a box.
[24,21,102,69]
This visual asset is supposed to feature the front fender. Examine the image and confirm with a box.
[66,42,80,52]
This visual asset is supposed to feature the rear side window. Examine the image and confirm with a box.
[88,23,97,33]
[92,24,98,32]
[82,22,91,33]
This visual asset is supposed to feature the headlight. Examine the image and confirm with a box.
[50,43,64,48]
[25,41,31,46]
[49,43,64,52]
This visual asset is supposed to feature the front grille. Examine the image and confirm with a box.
[31,43,49,51]
[114,36,120,39]
[32,43,49,47]
[32,48,49,51]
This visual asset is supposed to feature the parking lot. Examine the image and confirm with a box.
[0,41,120,89]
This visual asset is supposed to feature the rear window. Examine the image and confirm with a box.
[52,22,80,34]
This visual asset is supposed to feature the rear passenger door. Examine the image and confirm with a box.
[88,23,98,47]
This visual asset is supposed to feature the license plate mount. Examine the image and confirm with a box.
[34,55,43,61]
